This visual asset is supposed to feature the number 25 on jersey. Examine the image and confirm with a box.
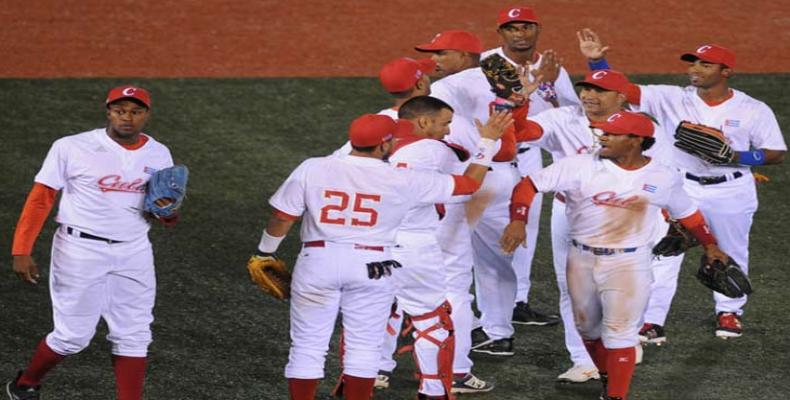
[319,190,380,227]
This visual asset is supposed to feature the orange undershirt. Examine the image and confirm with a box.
[492,102,537,162]
[12,134,151,256]
[452,175,482,195]
[676,210,716,246]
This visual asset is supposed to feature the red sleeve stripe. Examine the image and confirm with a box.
[452,175,481,196]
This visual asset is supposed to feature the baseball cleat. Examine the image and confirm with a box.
[715,312,743,339]
[5,371,40,400]
[451,373,494,394]
[598,372,608,400]
[471,337,514,356]
[512,302,560,326]
[638,323,667,345]
[556,364,600,383]
[374,370,391,390]
[470,327,489,348]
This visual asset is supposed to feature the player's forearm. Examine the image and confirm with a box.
[509,177,539,222]
[733,149,785,166]
[459,137,498,185]
[257,211,297,254]
[676,210,716,246]
[12,183,57,256]
[512,103,543,142]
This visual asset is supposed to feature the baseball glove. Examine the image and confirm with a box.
[652,219,700,257]
[696,256,753,298]
[480,53,525,104]
[247,253,291,300]
[674,121,735,164]
[144,165,189,218]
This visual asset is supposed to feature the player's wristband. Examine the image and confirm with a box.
[258,229,285,254]
[471,138,497,167]
[737,150,766,166]
[588,58,610,71]
[509,203,530,223]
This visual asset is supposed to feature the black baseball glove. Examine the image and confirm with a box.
[674,121,735,164]
[652,219,700,257]
[697,256,753,298]
[480,53,525,104]
[366,260,402,280]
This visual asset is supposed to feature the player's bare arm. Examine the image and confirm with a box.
[577,28,609,61]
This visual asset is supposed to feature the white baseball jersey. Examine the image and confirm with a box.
[636,85,787,176]
[530,153,697,248]
[389,138,466,235]
[432,49,580,124]
[35,128,173,241]
[269,155,458,246]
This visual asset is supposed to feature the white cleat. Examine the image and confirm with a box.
[557,364,600,383]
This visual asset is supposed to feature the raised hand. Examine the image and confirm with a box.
[577,28,610,61]
[475,110,514,140]
[534,49,563,83]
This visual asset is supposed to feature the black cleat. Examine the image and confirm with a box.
[512,302,560,326]
[5,371,40,400]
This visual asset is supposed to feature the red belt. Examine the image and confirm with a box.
[303,240,384,252]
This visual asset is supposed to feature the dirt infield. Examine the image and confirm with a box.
[1,0,788,77]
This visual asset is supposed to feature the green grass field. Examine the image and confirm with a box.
[1,75,789,399]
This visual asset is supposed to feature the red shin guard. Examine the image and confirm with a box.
[582,339,608,374]
[17,339,66,387]
[288,378,319,400]
[606,346,636,399]
[112,355,147,400]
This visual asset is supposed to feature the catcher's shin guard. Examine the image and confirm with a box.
[409,301,456,399]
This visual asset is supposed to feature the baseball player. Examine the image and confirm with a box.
[501,111,733,400]
[6,86,176,400]
[385,96,513,399]
[513,68,662,382]
[253,113,509,400]
[417,6,579,359]
[585,36,787,339]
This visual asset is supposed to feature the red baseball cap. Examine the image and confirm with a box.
[415,30,484,54]
[105,85,151,108]
[591,111,654,138]
[575,70,631,94]
[680,44,736,68]
[379,58,436,93]
[498,6,540,26]
[349,114,414,147]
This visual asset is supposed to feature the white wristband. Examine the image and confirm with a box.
[470,138,497,167]
[257,229,285,254]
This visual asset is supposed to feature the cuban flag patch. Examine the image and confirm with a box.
[724,119,740,127]
[143,166,157,175]
[642,184,657,193]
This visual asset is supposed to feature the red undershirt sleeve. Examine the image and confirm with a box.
[625,83,641,106]
[12,183,58,256]
[677,210,716,246]
[451,175,482,196]
[509,177,538,222]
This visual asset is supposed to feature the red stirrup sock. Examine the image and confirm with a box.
[17,339,66,387]
[342,375,375,400]
[582,338,608,374]
[606,346,636,399]
[112,355,147,400]
[288,378,320,400]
